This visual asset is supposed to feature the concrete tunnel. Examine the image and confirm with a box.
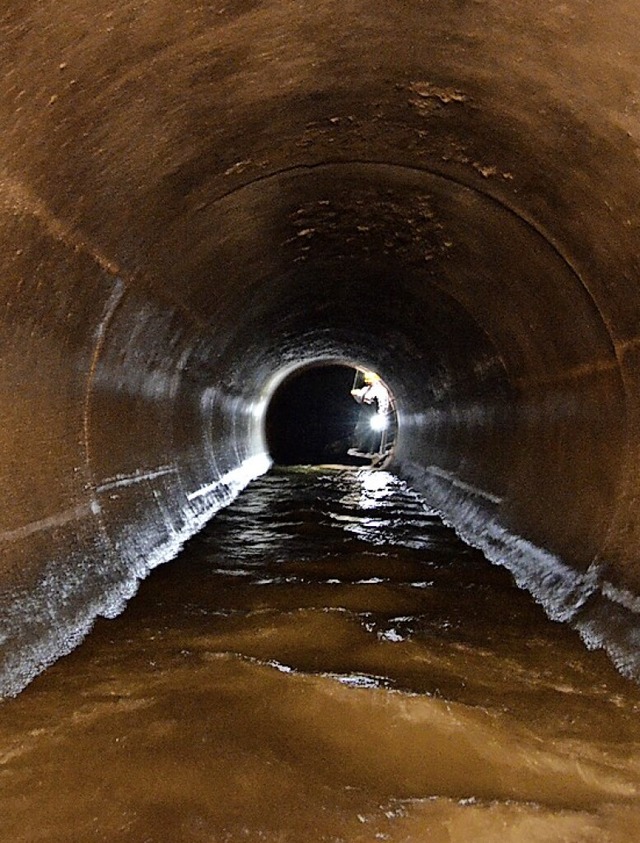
[2,0,640,697]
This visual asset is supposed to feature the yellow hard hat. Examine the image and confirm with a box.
[363,371,380,384]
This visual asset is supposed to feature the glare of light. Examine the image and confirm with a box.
[370,414,388,432]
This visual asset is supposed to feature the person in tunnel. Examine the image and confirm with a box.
[350,370,391,457]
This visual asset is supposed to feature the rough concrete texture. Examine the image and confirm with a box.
[1,0,640,693]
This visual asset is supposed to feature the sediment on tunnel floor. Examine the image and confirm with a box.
[2,0,640,694]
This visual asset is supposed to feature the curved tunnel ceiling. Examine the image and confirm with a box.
[2,0,640,694]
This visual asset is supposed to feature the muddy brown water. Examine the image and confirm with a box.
[1,467,640,842]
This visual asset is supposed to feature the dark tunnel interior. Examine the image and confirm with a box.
[2,0,640,699]
[265,363,397,466]
[266,365,363,466]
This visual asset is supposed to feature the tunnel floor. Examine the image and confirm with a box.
[1,468,639,842]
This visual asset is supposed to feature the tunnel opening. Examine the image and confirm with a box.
[265,362,397,467]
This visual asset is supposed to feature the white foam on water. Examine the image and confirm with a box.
[396,459,640,683]
[0,453,271,699]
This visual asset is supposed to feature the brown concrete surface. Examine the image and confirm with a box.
[1,0,640,694]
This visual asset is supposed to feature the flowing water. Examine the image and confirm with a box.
[1,467,640,842]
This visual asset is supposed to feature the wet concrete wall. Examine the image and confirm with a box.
[2,0,640,693]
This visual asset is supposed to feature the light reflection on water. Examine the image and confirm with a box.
[1,466,640,842]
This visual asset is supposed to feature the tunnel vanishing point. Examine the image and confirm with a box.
[2,0,640,696]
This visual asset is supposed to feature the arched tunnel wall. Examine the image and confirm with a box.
[2,0,640,695]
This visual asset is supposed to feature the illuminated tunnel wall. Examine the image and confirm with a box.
[2,0,640,695]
